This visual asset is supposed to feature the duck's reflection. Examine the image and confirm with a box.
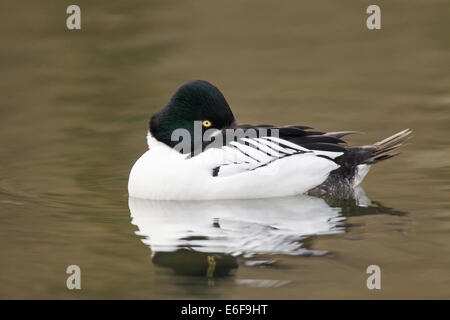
[151,249,238,277]
[129,194,345,277]
[128,188,405,278]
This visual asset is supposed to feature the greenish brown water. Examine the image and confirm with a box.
[0,0,449,299]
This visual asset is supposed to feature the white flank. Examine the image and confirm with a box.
[354,164,371,187]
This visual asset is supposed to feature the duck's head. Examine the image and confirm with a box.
[149,80,236,150]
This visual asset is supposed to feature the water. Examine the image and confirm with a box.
[0,0,449,299]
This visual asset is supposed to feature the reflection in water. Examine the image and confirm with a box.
[129,188,405,279]
[317,187,407,217]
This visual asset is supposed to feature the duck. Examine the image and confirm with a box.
[128,80,412,200]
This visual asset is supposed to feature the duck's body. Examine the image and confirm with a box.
[129,132,341,200]
[128,80,411,200]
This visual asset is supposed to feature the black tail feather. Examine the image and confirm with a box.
[365,129,413,164]
[313,129,413,193]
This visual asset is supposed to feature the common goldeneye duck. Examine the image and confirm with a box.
[128,80,412,200]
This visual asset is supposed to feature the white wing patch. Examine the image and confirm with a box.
[203,136,344,178]
[207,137,307,177]
[264,136,343,159]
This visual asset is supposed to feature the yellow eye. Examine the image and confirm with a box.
[202,120,212,128]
